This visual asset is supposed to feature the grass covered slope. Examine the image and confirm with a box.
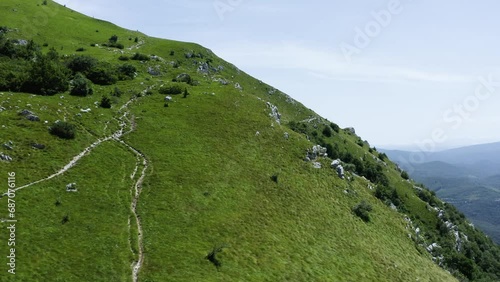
[126,85,453,281]
[0,0,498,281]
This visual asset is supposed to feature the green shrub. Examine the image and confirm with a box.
[322,126,332,137]
[118,55,129,61]
[100,95,111,108]
[117,64,136,80]
[131,53,149,61]
[375,185,401,207]
[70,73,93,96]
[379,153,388,161]
[352,201,372,222]
[330,122,340,133]
[271,173,278,183]
[173,73,192,84]
[111,86,122,97]
[22,49,69,95]
[159,84,183,95]
[109,35,118,44]
[86,63,117,85]
[324,143,340,159]
[356,139,364,147]
[49,121,76,139]
[66,55,97,74]
[401,171,410,180]
[76,47,85,52]
[206,246,224,270]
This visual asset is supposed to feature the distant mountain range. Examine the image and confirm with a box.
[382,142,500,244]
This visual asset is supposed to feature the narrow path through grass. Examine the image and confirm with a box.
[1,86,155,281]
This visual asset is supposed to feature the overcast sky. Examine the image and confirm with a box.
[54,0,500,150]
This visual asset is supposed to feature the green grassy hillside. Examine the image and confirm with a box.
[0,1,498,281]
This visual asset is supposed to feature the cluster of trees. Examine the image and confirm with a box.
[0,31,136,96]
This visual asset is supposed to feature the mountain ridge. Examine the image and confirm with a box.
[0,1,499,281]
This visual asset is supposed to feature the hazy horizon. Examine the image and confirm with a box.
[54,0,500,150]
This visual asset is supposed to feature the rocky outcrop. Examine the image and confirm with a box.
[331,159,345,179]
[147,66,161,76]
[266,102,281,124]
[345,127,356,134]
[0,152,13,162]
[19,109,40,121]
[32,143,46,150]
[66,183,77,192]
[304,145,328,162]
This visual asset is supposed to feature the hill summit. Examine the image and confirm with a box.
[0,1,499,281]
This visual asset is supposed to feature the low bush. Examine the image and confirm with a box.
[49,121,76,139]
[159,84,183,95]
[111,86,122,97]
[271,173,278,183]
[66,55,97,74]
[100,95,111,108]
[117,64,136,80]
[131,53,149,61]
[352,201,372,222]
[86,63,117,85]
[70,73,93,96]
[330,122,340,133]
[401,171,410,180]
[322,126,332,137]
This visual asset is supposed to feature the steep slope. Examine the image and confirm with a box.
[0,1,499,281]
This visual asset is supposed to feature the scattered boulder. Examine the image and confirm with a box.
[268,87,277,95]
[26,114,40,121]
[80,108,91,113]
[197,62,210,74]
[3,143,13,150]
[0,152,13,162]
[331,159,346,179]
[426,243,440,252]
[66,183,77,192]
[266,102,281,124]
[345,127,356,134]
[305,145,328,161]
[165,96,173,102]
[331,159,341,168]
[235,83,242,90]
[313,162,322,169]
[19,109,34,116]
[336,165,345,179]
[312,145,328,157]
[284,132,289,140]
[32,143,46,150]
[19,109,40,121]
[215,78,229,85]
[147,66,161,76]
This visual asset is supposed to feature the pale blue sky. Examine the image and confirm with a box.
[54,0,500,150]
